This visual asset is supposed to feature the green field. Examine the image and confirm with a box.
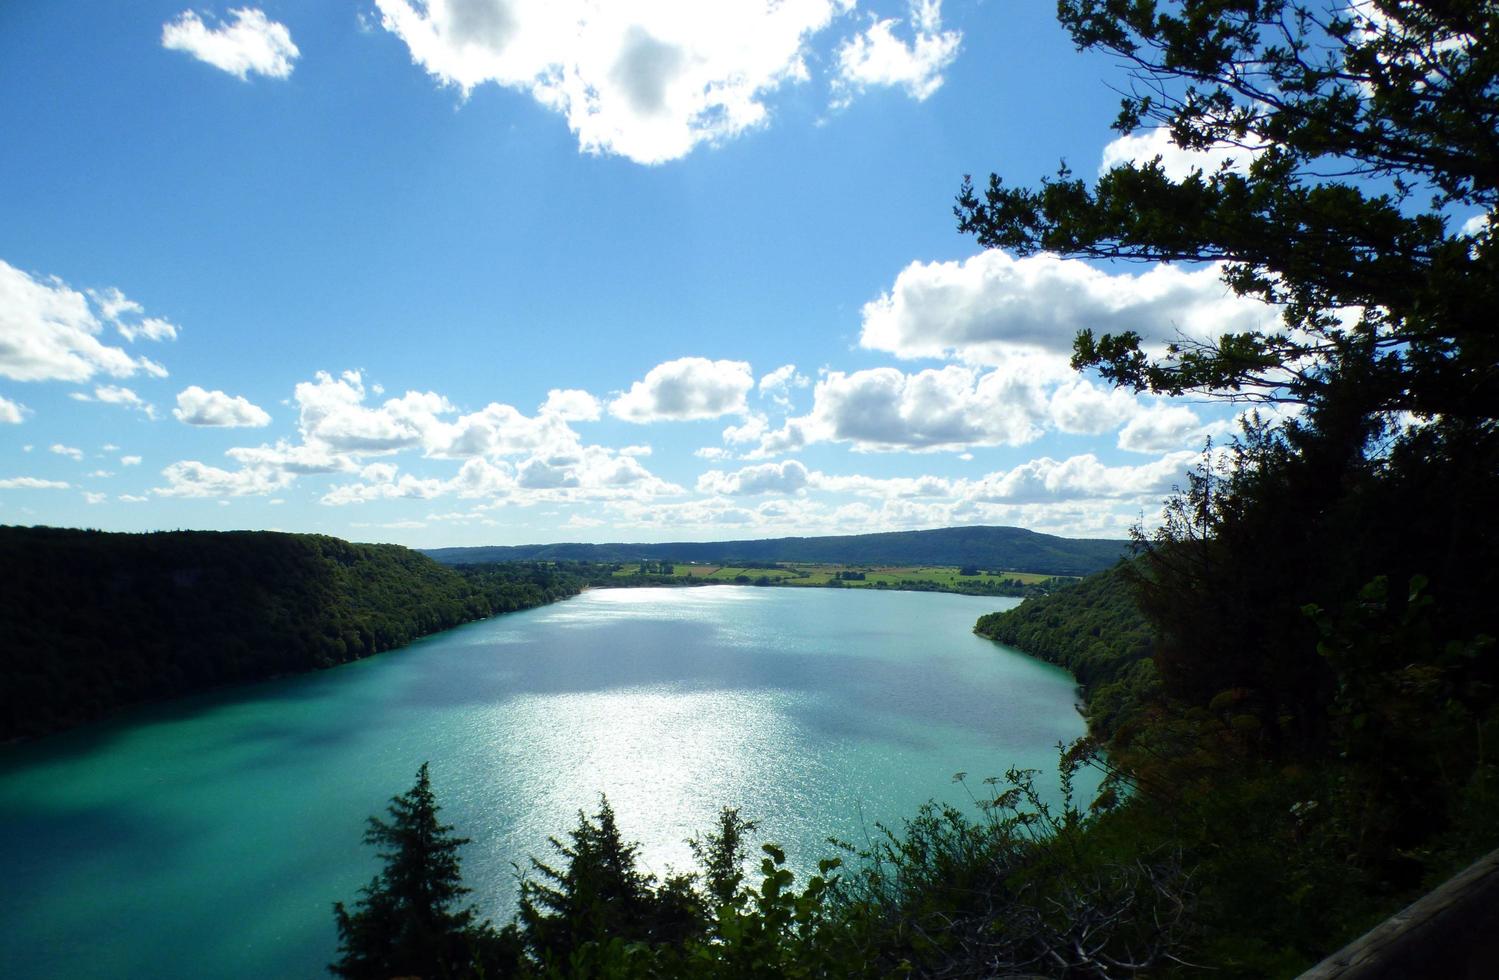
[608,561,1072,594]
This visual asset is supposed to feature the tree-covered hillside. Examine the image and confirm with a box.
[0,526,583,740]
[424,525,1127,577]
[975,562,1158,739]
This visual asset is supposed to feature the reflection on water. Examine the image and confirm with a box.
[0,587,1091,980]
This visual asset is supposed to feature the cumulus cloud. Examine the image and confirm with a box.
[161,8,299,80]
[121,455,142,466]
[74,384,158,418]
[88,288,180,343]
[832,0,960,107]
[600,446,1201,538]
[722,414,769,445]
[698,459,811,495]
[0,394,26,423]
[1098,127,1260,180]
[746,362,1066,456]
[160,368,683,503]
[225,440,355,474]
[1117,404,1214,454]
[50,443,83,461]
[859,250,1278,366]
[540,388,602,421]
[0,260,174,383]
[321,464,447,505]
[173,386,272,427]
[1048,379,1141,435]
[963,452,1195,504]
[376,0,858,163]
[0,476,70,490]
[610,357,754,422]
[154,460,296,497]
[757,363,809,410]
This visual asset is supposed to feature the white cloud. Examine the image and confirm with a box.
[859,250,1278,366]
[121,455,142,466]
[294,370,435,452]
[50,443,83,461]
[963,451,1195,504]
[83,491,106,505]
[225,440,355,474]
[540,388,602,421]
[88,288,179,343]
[698,459,811,495]
[170,368,687,504]
[376,0,903,163]
[1099,127,1259,181]
[89,384,157,418]
[1048,379,1141,435]
[119,494,149,503]
[598,446,1198,538]
[748,362,1064,455]
[321,464,448,505]
[832,0,960,107]
[153,460,296,497]
[757,363,809,410]
[0,394,27,423]
[1117,404,1214,453]
[1462,212,1491,237]
[87,470,114,478]
[723,414,769,445]
[0,260,174,383]
[173,385,272,427]
[610,357,754,422]
[0,477,70,490]
[161,8,299,80]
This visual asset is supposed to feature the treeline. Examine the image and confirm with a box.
[424,525,1127,577]
[975,563,1158,738]
[330,760,1187,980]
[0,527,584,740]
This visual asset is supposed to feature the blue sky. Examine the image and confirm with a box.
[0,0,1276,547]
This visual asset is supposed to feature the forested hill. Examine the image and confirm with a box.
[0,526,583,740]
[975,562,1158,739]
[424,525,1127,577]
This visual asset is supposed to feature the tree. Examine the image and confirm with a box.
[516,796,700,964]
[331,763,504,979]
[955,0,1498,422]
[950,5,1499,899]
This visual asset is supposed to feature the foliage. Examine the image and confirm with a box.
[335,758,1200,979]
[951,1,1499,968]
[955,0,1498,421]
[835,760,1194,978]
[976,562,1158,739]
[332,763,513,979]
[517,796,701,965]
[0,526,584,739]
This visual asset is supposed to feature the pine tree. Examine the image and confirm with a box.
[331,763,490,979]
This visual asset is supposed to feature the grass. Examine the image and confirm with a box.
[604,562,1075,595]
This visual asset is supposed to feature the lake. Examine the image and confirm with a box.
[0,586,1092,979]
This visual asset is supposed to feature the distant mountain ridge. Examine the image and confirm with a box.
[423,525,1128,577]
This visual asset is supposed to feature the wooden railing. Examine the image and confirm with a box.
[1297,847,1499,978]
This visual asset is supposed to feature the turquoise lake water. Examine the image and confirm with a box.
[0,586,1092,979]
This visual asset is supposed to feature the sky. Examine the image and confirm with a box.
[0,0,1283,548]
